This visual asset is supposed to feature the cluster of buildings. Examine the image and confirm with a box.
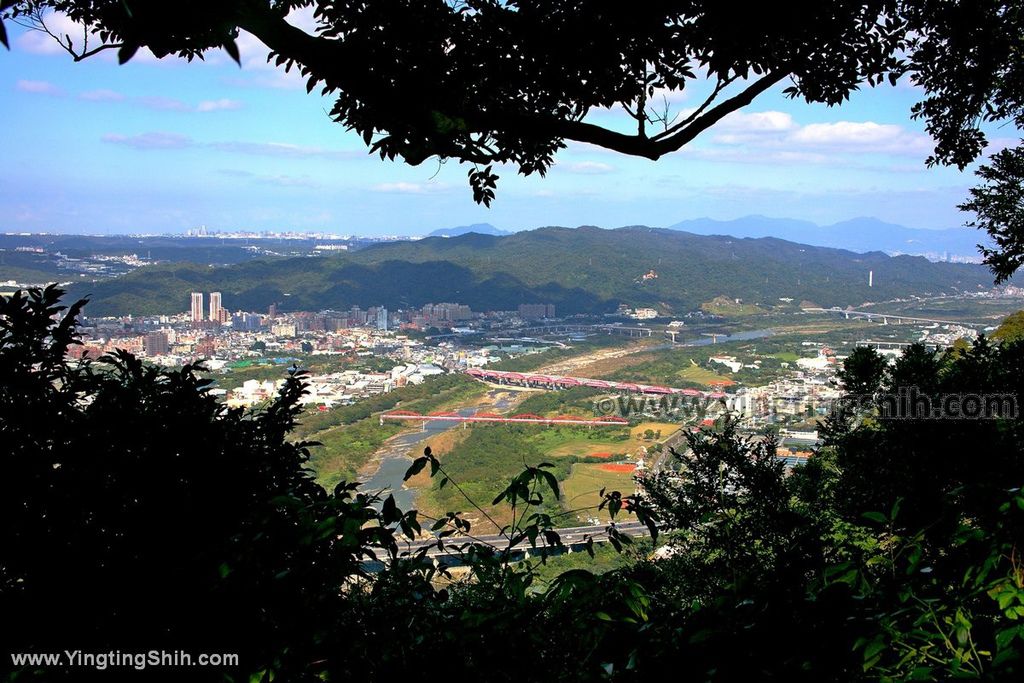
[65,289,563,370]
[225,363,446,409]
[517,303,556,320]
[917,323,979,347]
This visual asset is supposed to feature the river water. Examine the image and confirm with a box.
[359,391,514,511]
[643,327,775,353]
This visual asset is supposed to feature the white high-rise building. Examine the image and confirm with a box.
[190,292,204,322]
[209,292,222,322]
[376,307,388,331]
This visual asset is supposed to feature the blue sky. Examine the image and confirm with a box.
[0,10,1015,236]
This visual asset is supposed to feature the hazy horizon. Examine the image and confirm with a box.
[0,214,982,238]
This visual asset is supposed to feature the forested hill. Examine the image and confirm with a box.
[69,226,998,316]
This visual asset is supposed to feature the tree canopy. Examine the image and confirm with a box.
[0,2,1020,208]
[993,309,1024,343]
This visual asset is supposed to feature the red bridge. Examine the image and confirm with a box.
[380,411,629,426]
[463,367,728,399]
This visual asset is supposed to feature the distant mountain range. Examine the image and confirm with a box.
[427,223,510,238]
[424,216,988,261]
[667,216,990,260]
[69,225,999,317]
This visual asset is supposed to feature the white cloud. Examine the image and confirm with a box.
[196,98,243,112]
[791,121,900,146]
[218,6,320,90]
[372,182,450,194]
[102,131,364,161]
[79,89,125,102]
[10,6,313,80]
[137,96,192,112]
[982,137,1016,156]
[703,112,933,158]
[102,132,194,150]
[94,94,245,112]
[718,110,796,132]
[789,121,933,155]
[681,147,833,166]
[207,141,361,160]
[258,174,320,188]
[14,12,84,56]
[218,169,321,188]
[559,161,615,174]
[562,141,619,156]
[223,70,307,90]
[15,79,63,96]
[283,5,320,34]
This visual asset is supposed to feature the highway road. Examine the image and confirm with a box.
[388,520,653,562]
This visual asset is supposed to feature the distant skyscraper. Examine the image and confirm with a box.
[268,303,278,318]
[376,307,388,331]
[190,292,203,322]
[209,292,222,322]
[518,303,554,320]
[144,331,169,356]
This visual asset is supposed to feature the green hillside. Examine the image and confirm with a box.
[69,226,998,316]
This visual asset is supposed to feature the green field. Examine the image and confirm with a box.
[701,296,763,316]
[416,424,566,531]
[513,386,604,417]
[561,463,638,524]
[414,422,632,533]
[546,439,632,458]
[307,420,402,492]
[526,425,631,456]
[604,329,893,389]
[676,363,734,386]
[630,422,681,441]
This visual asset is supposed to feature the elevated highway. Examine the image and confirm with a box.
[804,306,979,327]
[381,410,628,427]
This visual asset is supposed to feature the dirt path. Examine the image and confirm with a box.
[536,340,659,377]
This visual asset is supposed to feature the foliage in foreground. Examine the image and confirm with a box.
[0,288,654,682]
[3,287,1024,682]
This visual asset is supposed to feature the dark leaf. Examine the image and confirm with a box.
[404,457,428,481]
[222,39,241,66]
[381,494,399,524]
[118,43,140,64]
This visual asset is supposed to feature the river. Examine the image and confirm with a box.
[359,390,515,511]
[646,327,775,352]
